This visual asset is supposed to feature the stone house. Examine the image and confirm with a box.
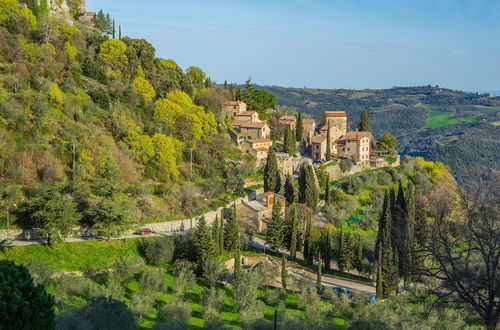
[337,132,372,162]
[236,111,259,123]
[279,115,297,131]
[79,11,96,26]
[301,118,316,145]
[222,101,247,120]
[321,111,347,136]
[233,121,270,140]
[236,192,285,233]
[241,139,273,165]
[311,135,327,161]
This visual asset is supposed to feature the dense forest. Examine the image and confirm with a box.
[259,85,500,186]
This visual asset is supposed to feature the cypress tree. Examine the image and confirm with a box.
[376,249,383,300]
[289,206,298,259]
[281,255,287,289]
[358,110,370,132]
[298,163,318,210]
[316,253,322,294]
[266,197,284,251]
[321,228,332,272]
[219,211,225,255]
[355,234,363,272]
[194,216,217,274]
[112,19,116,38]
[224,204,239,252]
[283,125,296,156]
[324,175,330,204]
[405,181,416,283]
[264,147,279,193]
[234,242,241,280]
[118,25,122,39]
[326,124,331,161]
[275,174,282,194]
[303,214,313,265]
[394,181,407,277]
[212,215,220,253]
[338,231,353,272]
[296,112,304,141]
[284,174,295,204]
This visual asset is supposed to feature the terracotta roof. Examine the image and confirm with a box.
[253,147,269,152]
[279,115,296,121]
[223,101,245,105]
[312,135,326,144]
[302,119,316,124]
[323,111,347,117]
[256,192,285,200]
[237,122,267,129]
[339,131,373,141]
[237,111,257,116]
[86,11,96,16]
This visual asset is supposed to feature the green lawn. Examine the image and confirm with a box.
[424,107,499,128]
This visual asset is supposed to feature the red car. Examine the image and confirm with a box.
[137,228,153,235]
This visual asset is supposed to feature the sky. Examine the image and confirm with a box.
[87,0,500,92]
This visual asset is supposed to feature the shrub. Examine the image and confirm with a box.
[339,159,354,173]
[84,266,108,284]
[27,260,54,285]
[201,258,224,286]
[157,300,192,325]
[202,307,226,330]
[105,279,125,300]
[141,236,174,265]
[130,292,155,319]
[139,268,167,293]
[171,260,196,297]
[112,256,144,283]
[200,287,225,311]
[88,86,110,110]
[263,288,281,306]
[48,83,64,108]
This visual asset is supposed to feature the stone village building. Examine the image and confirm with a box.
[236,192,286,232]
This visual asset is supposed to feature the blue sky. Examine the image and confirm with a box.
[87,0,500,92]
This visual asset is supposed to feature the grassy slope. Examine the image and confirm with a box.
[424,107,500,128]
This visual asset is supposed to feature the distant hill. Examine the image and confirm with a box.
[258,85,500,186]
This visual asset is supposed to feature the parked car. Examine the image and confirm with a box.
[137,228,153,235]
[332,286,352,297]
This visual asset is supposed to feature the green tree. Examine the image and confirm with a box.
[376,250,383,301]
[90,195,134,240]
[218,212,225,255]
[0,239,12,255]
[377,132,398,152]
[296,112,304,141]
[283,125,296,156]
[193,216,217,274]
[286,205,298,259]
[303,214,313,265]
[281,255,287,289]
[186,66,206,91]
[316,254,322,294]
[224,204,239,252]
[320,228,332,272]
[32,192,81,246]
[234,242,241,280]
[354,234,363,272]
[266,197,284,250]
[358,110,370,132]
[0,260,55,328]
[298,163,318,209]
[98,39,129,73]
[324,175,330,204]
[284,174,295,204]
[326,124,331,161]
[338,228,354,272]
[263,146,280,193]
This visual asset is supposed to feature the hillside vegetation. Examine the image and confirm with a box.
[260,85,500,185]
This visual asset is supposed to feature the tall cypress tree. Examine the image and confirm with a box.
[296,113,304,141]
[219,211,225,255]
[112,19,116,38]
[376,249,383,300]
[194,216,217,274]
[234,241,241,280]
[324,175,330,204]
[394,181,407,276]
[303,214,313,265]
[338,231,353,272]
[266,197,284,250]
[281,255,287,289]
[118,25,122,39]
[284,174,295,204]
[289,206,298,259]
[404,181,416,284]
[264,147,279,193]
[358,110,370,132]
[355,234,363,272]
[224,204,239,252]
[212,215,220,254]
[326,124,331,161]
[321,228,332,272]
[298,163,318,210]
[283,125,296,156]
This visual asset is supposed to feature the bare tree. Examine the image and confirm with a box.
[416,176,499,330]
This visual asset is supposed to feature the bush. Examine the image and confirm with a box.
[84,266,108,284]
[131,292,155,319]
[139,268,167,294]
[141,237,174,265]
[112,256,144,283]
[339,159,354,173]
[263,288,282,306]
[201,258,224,286]
[157,300,192,325]
[27,260,54,285]
[200,287,225,311]
[171,260,196,297]
[105,279,125,300]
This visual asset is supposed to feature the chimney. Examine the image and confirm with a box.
[265,193,275,209]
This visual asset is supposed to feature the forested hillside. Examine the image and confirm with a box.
[259,85,500,185]
[0,0,261,233]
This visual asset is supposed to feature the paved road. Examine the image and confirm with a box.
[249,236,375,294]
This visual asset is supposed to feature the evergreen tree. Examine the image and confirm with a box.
[266,198,284,250]
[284,174,295,204]
[320,228,332,272]
[338,230,353,272]
[404,181,416,284]
[393,181,407,277]
[234,242,241,280]
[281,255,287,289]
[326,124,331,161]
[283,125,296,156]
[316,254,322,294]
[112,19,116,38]
[298,163,318,210]
[289,206,298,259]
[194,216,217,274]
[295,112,304,141]
[354,234,363,272]
[224,204,239,252]
[118,25,122,39]
[224,80,228,90]
[376,250,383,301]
[264,147,279,193]
[303,214,313,265]
[219,212,225,255]
[324,175,330,204]
[212,215,220,252]
[358,110,370,132]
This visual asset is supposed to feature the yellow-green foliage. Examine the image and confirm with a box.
[78,149,96,180]
[151,133,183,181]
[21,41,56,66]
[98,39,129,72]
[159,58,180,70]
[414,157,453,184]
[124,130,154,164]
[132,76,156,104]
[59,25,78,41]
[63,41,77,61]
[48,83,63,108]
[154,90,217,146]
[0,0,36,30]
